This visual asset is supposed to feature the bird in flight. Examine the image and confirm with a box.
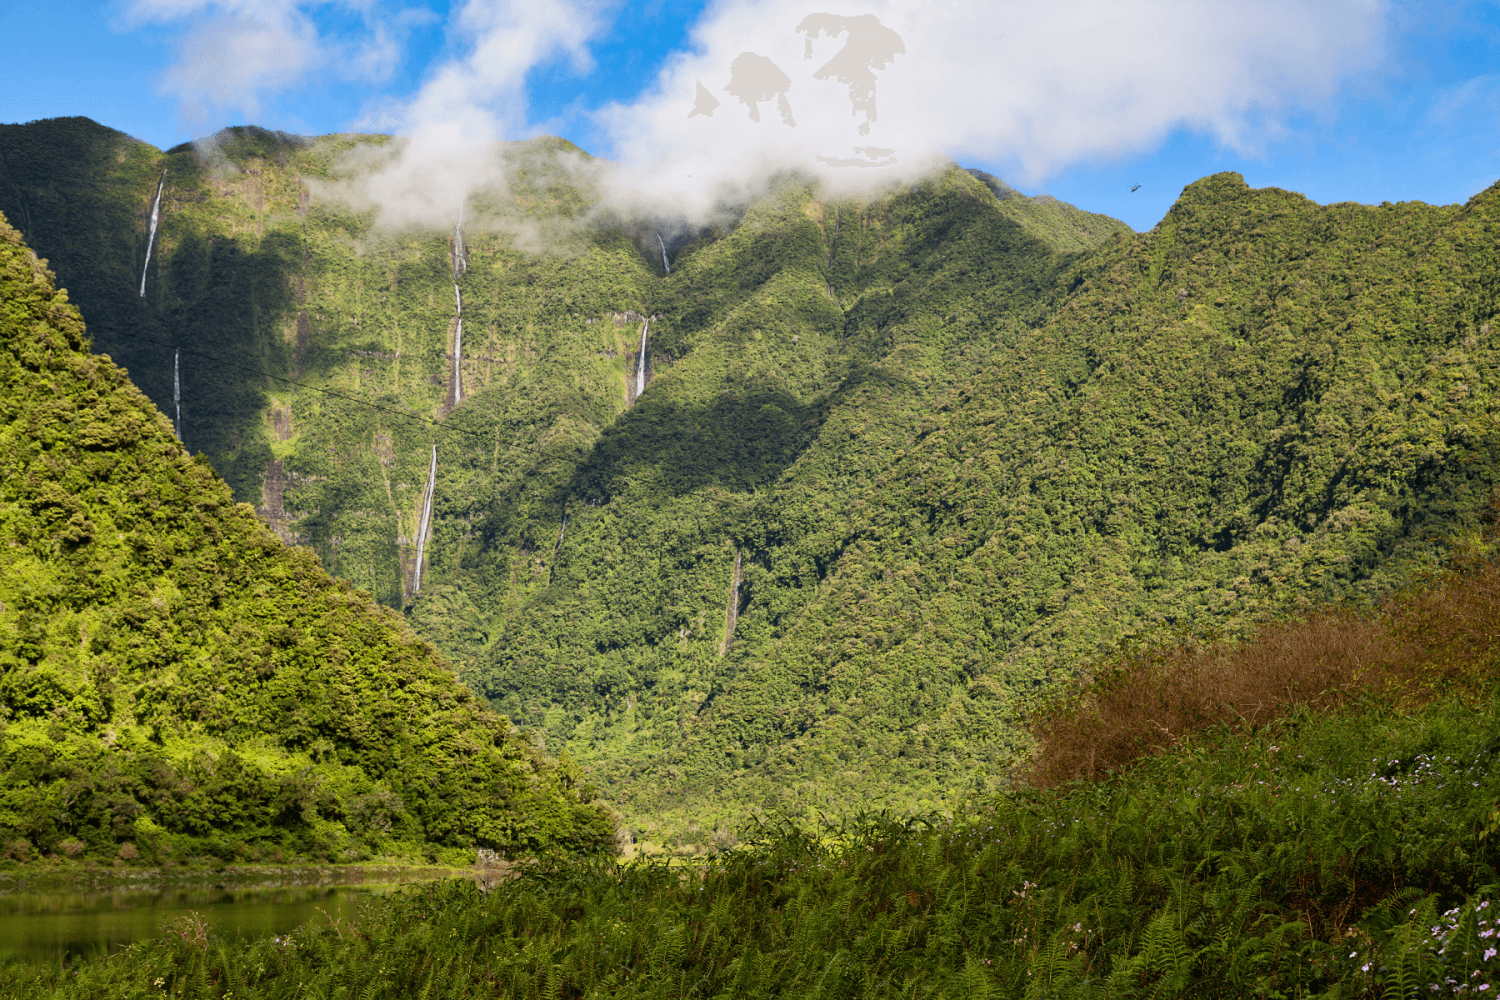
[1131,184,1141,192]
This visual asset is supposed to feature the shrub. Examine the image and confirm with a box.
[1026,546,1500,788]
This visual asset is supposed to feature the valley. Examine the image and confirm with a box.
[4,111,1500,996]
[4,116,1500,850]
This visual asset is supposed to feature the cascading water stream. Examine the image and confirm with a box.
[656,232,671,274]
[173,349,181,439]
[139,171,166,297]
[635,318,650,401]
[453,204,467,278]
[413,445,437,594]
[452,205,466,404]
[722,548,743,655]
[452,284,463,405]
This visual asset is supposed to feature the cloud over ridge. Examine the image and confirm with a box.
[128,0,1391,226]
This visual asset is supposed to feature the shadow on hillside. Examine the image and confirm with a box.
[565,360,906,504]
[0,118,303,505]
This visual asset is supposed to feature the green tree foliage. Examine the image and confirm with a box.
[0,210,614,864]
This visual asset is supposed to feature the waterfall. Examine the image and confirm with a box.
[451,201,466,403]
[453,204,467,279]
[721,548,743,656]
[413,445,437,594]
[452,284,463,405]
[173,349,181,439]
[139,170,165,297]
[634,318,650,401]
[656,232,671,274]
[547,508,568,584]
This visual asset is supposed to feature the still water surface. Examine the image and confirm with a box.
[0,872,456,966]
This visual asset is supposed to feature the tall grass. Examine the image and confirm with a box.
[5,689,1500,997]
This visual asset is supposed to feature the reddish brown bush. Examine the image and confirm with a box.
[1025,555,1500,789]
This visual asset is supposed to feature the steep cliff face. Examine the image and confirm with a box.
[0,209,614,863]
[0,118,656,610]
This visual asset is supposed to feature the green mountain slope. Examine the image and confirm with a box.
[0,118,1116,835]
[6,115,1499,846]
[617,172,1500,829]
[0,117,656,611]
[0,209,613,865]
[457,168,1108,836]
[966,167,1134,251]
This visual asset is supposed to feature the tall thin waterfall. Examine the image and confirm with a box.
[452,284,463,405]
[721,548,743,656]
[139,171,166,297]
[413,445,437,594]
[173,349,181,439]
[634,318,650,400]
[453,204,467,278]
[452,205,466,404]
[656,232,671,274]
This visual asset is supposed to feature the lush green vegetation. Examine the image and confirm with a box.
[5,115,1500,848]
[7,112,1500,993]
[0,209,614,866]
[966,168,1134,251]
[8,552,1500,996]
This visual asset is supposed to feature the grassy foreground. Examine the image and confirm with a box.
[3,694,1499,997]
[8,565,1500,996]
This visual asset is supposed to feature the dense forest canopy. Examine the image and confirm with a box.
[2,115,1498,846]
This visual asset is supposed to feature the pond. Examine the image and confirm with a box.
[0,869,461,967]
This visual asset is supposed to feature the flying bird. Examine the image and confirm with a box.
[1131,184,1141,192]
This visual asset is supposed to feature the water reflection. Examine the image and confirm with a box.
[0,871,456,966]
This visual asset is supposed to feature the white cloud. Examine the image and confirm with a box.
[163,10,318,123]
[129,0,1393,229]
[1427,73,1500,128]
[123,0,423,127]
[348,0,608,228]
[591,0,1390,217]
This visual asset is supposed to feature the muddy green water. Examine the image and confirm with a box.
[0,872,457,966]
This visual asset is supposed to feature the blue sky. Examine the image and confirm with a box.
[3,0,1499,231]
